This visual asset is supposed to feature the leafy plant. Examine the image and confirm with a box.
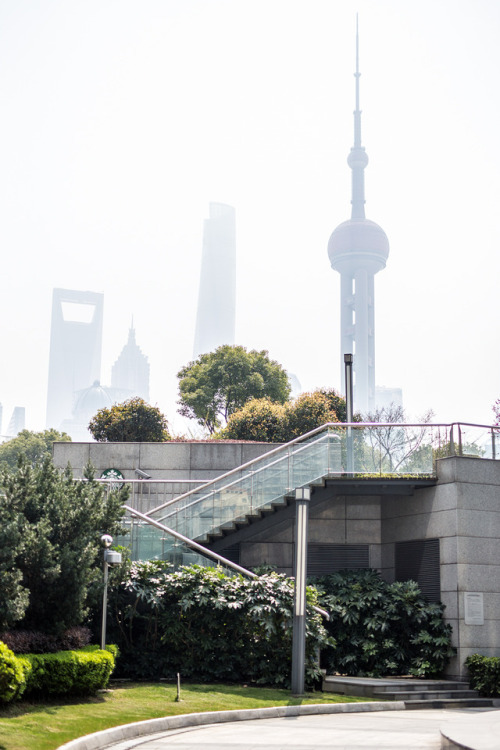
[107,562,331,687]
[465,654,500,696]
[314,569,454,677]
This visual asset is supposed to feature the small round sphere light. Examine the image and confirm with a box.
[101,534,113,548]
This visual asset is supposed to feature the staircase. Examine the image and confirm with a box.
[132,422,438,561]
[323,675,497,709]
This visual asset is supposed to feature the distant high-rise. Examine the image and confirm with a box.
[328,25,389,414]
[7,406,25,437]
[111,324,150,402]
[46,289,104,430]
[193,203,236,358]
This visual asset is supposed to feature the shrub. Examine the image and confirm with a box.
[107,563,330,687]
[22,646,116,697]
[0,626,91,654]
[314,569,454,678]
[465,654,500,697]
[0,641,28,703]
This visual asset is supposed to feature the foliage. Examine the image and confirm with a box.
[221,389,349,442]
[314,569,454,678]
[89,397,170,442]
[0,429,71,472]
[24,646,116,697]
[465,654,500,697]
[177,345,291,434]
[0,641,27,703]
[107,562,330,687]
[0,458,127,634]
[219,398,288,442]
[0,627,91,654]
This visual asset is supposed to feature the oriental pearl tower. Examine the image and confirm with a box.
[328,24,389,415]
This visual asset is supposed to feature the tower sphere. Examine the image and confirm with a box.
[328,218,389,274]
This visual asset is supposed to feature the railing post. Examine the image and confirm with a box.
[492,428,496,461]
[458,425,463,456]
[344,354,354,473]
[450,425,455,456]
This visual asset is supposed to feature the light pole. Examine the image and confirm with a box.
[100,534,122,650]
[291,486,311,695]
[344,353,354,473]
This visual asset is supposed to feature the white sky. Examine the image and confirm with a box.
[1,0,500,435]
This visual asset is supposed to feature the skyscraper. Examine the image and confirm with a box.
[46,288,104,430]
[328,25,389,414]
[193,203,236,359]
[111,324,150,402]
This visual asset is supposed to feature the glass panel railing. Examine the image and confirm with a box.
[114,422,500,562]
[117,515,235,571]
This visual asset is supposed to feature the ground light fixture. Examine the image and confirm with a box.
[291,486,311,695]
[100,534,122,650]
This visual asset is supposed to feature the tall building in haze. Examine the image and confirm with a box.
[328,26,389,414]
[46,289,104,430]
[193,203,236,358]
[111,324,150,402]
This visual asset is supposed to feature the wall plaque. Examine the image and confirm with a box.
[464,592,484,625]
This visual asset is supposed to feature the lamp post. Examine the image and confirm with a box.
[291,486,311,695]
[344,353,354,473]
[100,534,122,650]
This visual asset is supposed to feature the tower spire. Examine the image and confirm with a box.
[348,14,368,219]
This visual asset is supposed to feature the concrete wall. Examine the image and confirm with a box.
[381,456,500,678]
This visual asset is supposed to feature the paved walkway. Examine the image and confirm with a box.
[62,707,500,750]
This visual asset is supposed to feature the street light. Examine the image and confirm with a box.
[291,486,311,695]
[100,534,122,650]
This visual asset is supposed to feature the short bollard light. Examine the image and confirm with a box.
[100,534,122,650]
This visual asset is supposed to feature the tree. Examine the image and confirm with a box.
[177,345,291,434]
[88,397,170,442]
[363,404,434,473]
[221,398,288,442]
[0,458,127,634]
[0,429,71,472]
[221,388,348,443]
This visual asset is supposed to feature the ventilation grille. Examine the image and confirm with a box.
[395,538,440,602]
[307,544,370,577]
[221,544,240,565]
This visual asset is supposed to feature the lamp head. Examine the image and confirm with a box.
[101,534,113,548]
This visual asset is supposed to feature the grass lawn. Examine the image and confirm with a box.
[0,681,370,750]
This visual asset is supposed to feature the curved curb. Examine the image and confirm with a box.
[440,708,500,750]
[56,700,406,750]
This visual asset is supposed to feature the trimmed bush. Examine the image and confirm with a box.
[19,646,116,698]
[465,654,500,697]
[0,626,91,654]
[0,641,29,703]
[314,569,454,678]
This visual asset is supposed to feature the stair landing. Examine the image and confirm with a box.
[323,675,498,709]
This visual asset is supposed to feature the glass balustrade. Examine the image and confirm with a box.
[106,422,499,564]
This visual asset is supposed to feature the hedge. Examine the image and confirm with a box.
[465,654,500,697]
[0,641,117,702]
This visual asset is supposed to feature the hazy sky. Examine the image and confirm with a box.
[1,0,500,436]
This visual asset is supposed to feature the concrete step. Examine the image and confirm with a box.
[405,697,495,710]
[374,689,479,701]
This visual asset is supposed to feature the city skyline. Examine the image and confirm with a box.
[1,1,499,435]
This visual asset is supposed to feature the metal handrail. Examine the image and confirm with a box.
[124,505,329,620]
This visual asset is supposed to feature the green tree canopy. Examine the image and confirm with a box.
[0,429,71,472]
[177,345,291,434]
[88,397,170,442]
[0,458,127,633]
[221,389,348,442]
